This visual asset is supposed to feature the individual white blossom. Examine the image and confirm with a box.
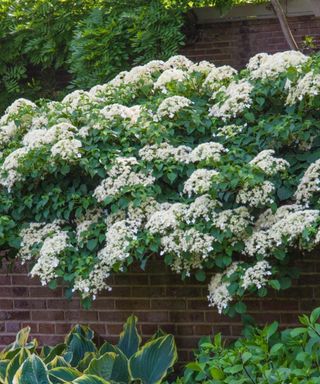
[236,181,275,207]
[241,260,272,290]
[295,159,320,206]
[249,149,289,176]
[156,96,193,119]
[209,80,253,121]
[183,169,219,197]
[190,142,226,162]
[93,157,154,202]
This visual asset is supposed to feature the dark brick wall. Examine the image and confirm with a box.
[0,250,319,363]
[1,14,320,364]
[181,16,320,69]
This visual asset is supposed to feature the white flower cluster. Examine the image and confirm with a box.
[139,142,191,163]
[165,55,193,70]
[76,208,104,240]
[236,181,275,207]
[241,260,272,290]
[51,139,82,160]
[244,209,319,257]
[209,80,253,121]
[184,194,219,224]
[207,262,239,313]
[156,96,192,119]
[154,69,187,92]
[295,160,320,206]
[183,169,219,197]
[203,65,237,89]
[0,98,36,146]
[22,122,76,149]
[100,104,141,124]
[254,204,303,231]
[146,203,186,234]
[247,51,308,80]
[31,231,69,285]
[188,60,215,75]
[190,142,226,162]
[213,207,252,240]
[0,148,29,190]
[286,72,320,105]
[93,157,155,202]
[249,149,289,176]
[161,228,215,274]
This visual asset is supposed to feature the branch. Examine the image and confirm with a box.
[270,0,299,51]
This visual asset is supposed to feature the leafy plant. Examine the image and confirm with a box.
[0,315,177,384]
[176,307,320,384]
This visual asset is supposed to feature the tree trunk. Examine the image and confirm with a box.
[270,0,299,51]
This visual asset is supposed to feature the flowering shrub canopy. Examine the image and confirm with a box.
[1,51,320,314]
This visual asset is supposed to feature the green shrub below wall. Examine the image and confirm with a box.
[0,315,177,384]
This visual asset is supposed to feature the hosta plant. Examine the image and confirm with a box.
[176,307,320,384]
[2,51,320,315]
[0,315,177,384]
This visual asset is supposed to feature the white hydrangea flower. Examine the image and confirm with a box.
[156,96,193,119]
[139,142,191,163]
[51,139,82,160]
[154,69,187,92]
[188,60,215,75]
[244,209,319,257]
[146,203,187,234]
[255,204,303,231]
[286,72,320,105]
[241,260,272,290]
[248,51,308,80]
[100,104,141,124]
[207,262,239,313]
[203,65,237,89]
[93,157,154,202]
[249,149,289,176]
[236,181,275,207]
[183,169,219,197]
[0,147,30,190]
[190,142,226,162]
[31,231,70,285]
[213,207,253,240]
[209,80,253,121]
[184,194,219,224]
[164,55,193,70]
[295,160,320,206]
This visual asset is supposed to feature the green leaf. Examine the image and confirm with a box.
[6,348,30,384]
[84,352,115,380]
[310,307,320,323]
[129,334,177,384]
[195,270,206,282]
[48,367,81,383]
[98,343,129,383]
[72,375,111,384]
[117,315,141,359]
[234,302,247,314]
[12,355,51,384]
[210,367,225,379]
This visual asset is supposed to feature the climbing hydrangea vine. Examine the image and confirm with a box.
[1,51,320,315]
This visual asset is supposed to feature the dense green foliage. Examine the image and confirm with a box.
[177,307,320,384]
[0,315,177,384]
[0,0,184,112]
